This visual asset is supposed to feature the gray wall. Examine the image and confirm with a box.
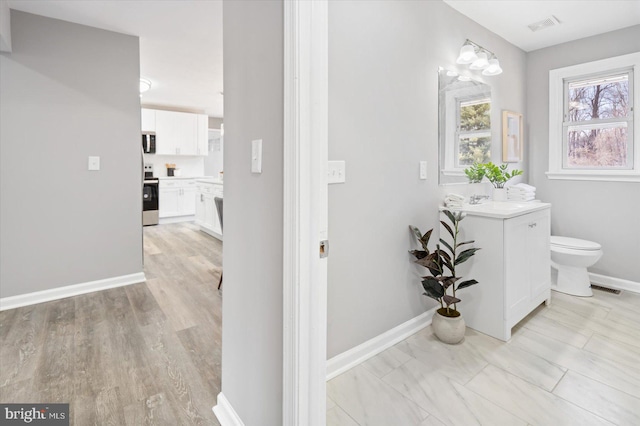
[221,1,283,425]
[327,0,527,357]
[0,11,142,298]
[527,25,640,282]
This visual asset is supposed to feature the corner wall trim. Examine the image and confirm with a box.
[326,307,436,381]
[0,272,146,311]
[213,393,245,426]
[590,273,640,294]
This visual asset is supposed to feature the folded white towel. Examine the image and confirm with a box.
[510,183,536,192]
[445,193,466,201]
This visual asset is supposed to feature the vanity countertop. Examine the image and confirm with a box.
[441,201,551,219]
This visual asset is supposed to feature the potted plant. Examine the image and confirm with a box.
[409,210,480,344]
[464,162,523,201]
[463,162,485,183]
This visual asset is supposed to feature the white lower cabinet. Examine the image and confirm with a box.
[444,206,551,341]
[159,179,197,218]
[196,181,223,240]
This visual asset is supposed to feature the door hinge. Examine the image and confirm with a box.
[319,240,329,258]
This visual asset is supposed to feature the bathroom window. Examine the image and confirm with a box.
[548,52,640,182]
[456,97,491,167]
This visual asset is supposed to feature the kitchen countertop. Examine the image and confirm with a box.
[158,176,215,180]
[196,178,223,184]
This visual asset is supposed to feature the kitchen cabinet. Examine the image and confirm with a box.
[196,181,223,240]
[141,109,156,132]
[159,179,197,218]
[144,108,208,156]
[441,205,551,341]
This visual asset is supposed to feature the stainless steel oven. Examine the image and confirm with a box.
[143,178,159,226]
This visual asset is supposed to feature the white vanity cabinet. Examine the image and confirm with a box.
[196,180,223,240]
[444,203,551,341]
[504,210,551,328]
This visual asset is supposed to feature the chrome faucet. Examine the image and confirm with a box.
[469,194,490,205]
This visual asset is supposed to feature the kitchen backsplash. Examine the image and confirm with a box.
[143,154,205,177]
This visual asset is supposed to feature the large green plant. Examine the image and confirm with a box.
[409,211,480,317]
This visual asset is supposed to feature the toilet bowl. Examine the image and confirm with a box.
[550,236,603,297]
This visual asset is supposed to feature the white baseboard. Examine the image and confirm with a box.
[213,393,244,426]
[326,307,436,381]
[590,272,640,294]
[159,215,195,225]
[199,225,223,241]
[0,272,146,311]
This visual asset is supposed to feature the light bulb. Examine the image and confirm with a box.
[482,59,503,76]
[470,52,489,70]
[456,44,478,64]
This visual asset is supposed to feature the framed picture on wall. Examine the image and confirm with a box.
[502,110,523,163]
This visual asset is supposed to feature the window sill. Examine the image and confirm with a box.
[441,169,466,177]
[546,171,640,182]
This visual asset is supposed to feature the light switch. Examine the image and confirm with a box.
[419,161,427,180]
[328,161,346,184]
[251,139,262,173]
[88,156,100,171]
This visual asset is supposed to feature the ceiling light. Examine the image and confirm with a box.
[139,78,152,94]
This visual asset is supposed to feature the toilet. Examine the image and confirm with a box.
[550,236,603,297]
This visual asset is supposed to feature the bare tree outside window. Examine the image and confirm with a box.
[566,73,630,168]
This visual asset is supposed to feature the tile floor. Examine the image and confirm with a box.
[327,288,640,426]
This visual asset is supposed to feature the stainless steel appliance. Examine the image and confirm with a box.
[143,178,159,226]
[142,131,156,154]
[144,163,154,179]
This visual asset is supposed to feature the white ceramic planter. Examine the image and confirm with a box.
[492,187,507,201]
[432,310,466,344]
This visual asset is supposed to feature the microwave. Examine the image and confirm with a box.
[142,131,156,154]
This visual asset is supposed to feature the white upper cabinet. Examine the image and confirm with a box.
[141,109,156,132]
[143,108,208,156]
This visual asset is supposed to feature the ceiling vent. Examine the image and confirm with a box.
[528,16,561,32]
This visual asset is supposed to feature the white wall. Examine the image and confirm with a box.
[327,0,527,357]
[0,10,142,298]
[220,1,283,425]
[527,25,640,282]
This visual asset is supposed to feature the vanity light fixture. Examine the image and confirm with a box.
[456,39,502,76]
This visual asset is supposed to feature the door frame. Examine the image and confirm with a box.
[283,1,329,425]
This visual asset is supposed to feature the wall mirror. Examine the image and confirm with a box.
[438,67,492,185]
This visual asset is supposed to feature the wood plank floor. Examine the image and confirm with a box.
[0,222,223,425]
[327,288,640,426]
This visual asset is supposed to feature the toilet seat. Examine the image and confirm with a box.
[551,236,601,251]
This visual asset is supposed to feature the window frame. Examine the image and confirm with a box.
[442,85,491,176]
[455,97,492,168]
[548,52,640,182]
